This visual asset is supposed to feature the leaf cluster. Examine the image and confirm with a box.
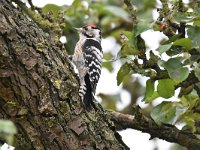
[117,0,200,135]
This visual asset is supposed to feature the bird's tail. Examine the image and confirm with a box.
[79,73,94,110]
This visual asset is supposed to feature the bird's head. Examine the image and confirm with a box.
[74,24,101,40]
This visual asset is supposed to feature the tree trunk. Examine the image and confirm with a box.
[0,0,128,149]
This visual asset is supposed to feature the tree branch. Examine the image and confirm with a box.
[110,110,200,150]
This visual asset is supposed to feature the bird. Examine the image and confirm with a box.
[72,24,103,110]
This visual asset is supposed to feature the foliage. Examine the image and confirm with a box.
[40,0,200,148]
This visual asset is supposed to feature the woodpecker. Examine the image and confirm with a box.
[72,24,103,110]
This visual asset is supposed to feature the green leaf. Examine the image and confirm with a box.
[149,50,160,62]
[134,22,150,37]
[145,79,154,97]
[137,9,153,22]
[120,44,141,57]
[194,67,200,80]
[181,94,199,109]
[174,12,193,22]
[122,31,134,40]
[169,67,189,83]
[103,53,113,60]
[171,104,188,125]
[42,4,61,18]
[188,26,200,48]
[166,45,182,56]
[102,62,113,72]
[118,31,141,57]
[164,58,183,72]
[143,79,156,103]
[102,53,114,72]
[193,17,200,27]
[64,0,82,17]
[194,7,200,13]
[151,102,176,125]
[158,44,172,54]
[157,79,175,98]
[143,91,159,103]
[163,34,181,44]
[173,38,192,50]
[117,63,131,85]
[163,58,189,82]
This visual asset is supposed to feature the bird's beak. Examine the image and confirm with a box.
[73,27,82,32]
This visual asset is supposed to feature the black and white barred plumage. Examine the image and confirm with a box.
[72,24,103,110]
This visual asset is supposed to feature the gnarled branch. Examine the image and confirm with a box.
[110,110,200,150]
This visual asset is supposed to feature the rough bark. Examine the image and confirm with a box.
[0,0,128,149]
